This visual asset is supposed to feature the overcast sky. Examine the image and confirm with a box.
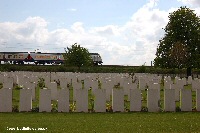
[0,0,200,65]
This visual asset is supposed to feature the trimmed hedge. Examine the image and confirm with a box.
[1,64,200,75]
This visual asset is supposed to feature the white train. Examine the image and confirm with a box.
[0,52,103,65]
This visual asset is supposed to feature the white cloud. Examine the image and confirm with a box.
[0,17,49,51]
[91,25,120,36]
[71,22,85,34]
[178,0,200,7]
[118,0,169,65]
[0,0,191,65]
[67,8,77,12]
[177,0,200,16]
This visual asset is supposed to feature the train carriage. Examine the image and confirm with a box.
[0,52,28,64]
[0,52,103,65]
[33,53,65,65]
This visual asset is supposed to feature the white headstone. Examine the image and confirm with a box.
[182,78,187,85]
[139,78,146,90]
[196,89,200,111]
[180,89,192,111]
[58,89,69,112]
[149,83,160,100]
[192,79,200,91]
[91,80,98,94]
[39,89,51,112]
[101,81,113,101]
[48,82,57,100]
[60,78,68,89]
[176,79,185,90]
[188,76,192,84]
[127,83,137,101]
[73,82,82,101]
[44,76,50,86]
[112,88,124,112]
[84,78,91,90]
[19,89,32,112]
[76,88,88,112]
[164,80,172,90]
[0,74,3,83]
[0,88,12,112]
[130,89,141,111]
[171,84,180,101]
[147,89,159,112]
[24,82,36,101]
[164,89,175,112]
[3,78,13,89]
[94,89,106,112]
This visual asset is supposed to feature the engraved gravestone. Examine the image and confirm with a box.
[0,88,12,112]
[180,89,192,111]
[94,89,106,112]
[130,89,141,111]
[76,88,88,112]
[164,89,175,112]
[19,89,32,112]
[112,88,124,112]
[58,89,69,112]
[39,89,51,112]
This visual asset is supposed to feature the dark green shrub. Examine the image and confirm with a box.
[137,65,146,73]
[31,106,39,112]
[12,105,19,112]
[176,106,181,112]
[141,106,148,112]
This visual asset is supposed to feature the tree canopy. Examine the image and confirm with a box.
[64,43,93,68]
[154,6,200,69]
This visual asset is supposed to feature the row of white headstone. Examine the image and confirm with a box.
[0,72,200,112]
[0,87,199,112]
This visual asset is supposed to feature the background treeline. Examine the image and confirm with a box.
[1,64,200,75]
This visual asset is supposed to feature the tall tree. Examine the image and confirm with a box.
[169,41,189,69]
[154,6,200,74]
[64,43,93,68]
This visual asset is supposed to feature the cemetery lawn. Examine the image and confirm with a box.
[0,112,200,133]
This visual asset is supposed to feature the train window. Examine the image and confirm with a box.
[19,55,23,59]
[14,55,18,58]
[8,55,12,58]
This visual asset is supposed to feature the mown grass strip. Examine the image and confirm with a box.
[0,112,200,133]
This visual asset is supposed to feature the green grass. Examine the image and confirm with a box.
[1,78,200,132]
[0,80,200,132]
[0,112,200,132]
